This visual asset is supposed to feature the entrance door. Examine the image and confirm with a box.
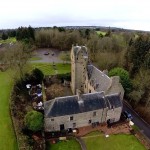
[60,124,65,131]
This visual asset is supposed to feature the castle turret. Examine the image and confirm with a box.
[71,45,88,94]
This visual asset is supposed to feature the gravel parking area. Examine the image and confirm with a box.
[32,48,62,63]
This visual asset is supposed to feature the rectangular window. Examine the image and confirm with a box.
[93,111,96,117]
[70,116,73,121]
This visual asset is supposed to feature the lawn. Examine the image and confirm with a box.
[31,63,71,75]
[29,56,42,61]
[0,37,16,44]
[0,71,18,150]
[82,131,146,150]
[47,138,81,150]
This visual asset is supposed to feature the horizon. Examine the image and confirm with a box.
[1,25,149,33]
[1,0,150,31]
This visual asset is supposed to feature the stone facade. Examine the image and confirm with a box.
[44,92,122,132]
[44,45,124,132]
[71,45,124,98]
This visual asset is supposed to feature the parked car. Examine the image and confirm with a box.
[122,111,133,120]
[44,52,49,55]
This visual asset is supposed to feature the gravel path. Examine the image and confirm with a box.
[75,137,87,150]
[32,48,62,63]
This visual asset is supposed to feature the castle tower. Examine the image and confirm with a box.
[71,45,88,95]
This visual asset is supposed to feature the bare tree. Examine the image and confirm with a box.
[59,51,70,64]
[3,42,31,80]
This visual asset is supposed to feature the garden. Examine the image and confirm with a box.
[9,62,71,149]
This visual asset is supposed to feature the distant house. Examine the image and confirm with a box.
[44,45,124,132]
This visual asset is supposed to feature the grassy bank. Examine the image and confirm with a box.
[0,71,18,149]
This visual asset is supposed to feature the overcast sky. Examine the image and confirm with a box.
[0,0,150,31]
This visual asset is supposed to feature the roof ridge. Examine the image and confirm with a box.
[45,99,55,117]
[105,93,119,97]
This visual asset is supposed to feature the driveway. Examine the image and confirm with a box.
[123,101,150,139]
[32,48,62,63]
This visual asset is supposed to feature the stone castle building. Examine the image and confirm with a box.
[44,45,124,132]
[70,45,124,99]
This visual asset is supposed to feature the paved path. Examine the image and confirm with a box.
[123,101,150,140]
[75,137,87,150]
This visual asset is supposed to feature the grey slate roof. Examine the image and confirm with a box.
[106,94,122,109]
[87,65,111,92]
[44,92,107,118]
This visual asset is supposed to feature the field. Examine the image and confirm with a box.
[96,31,106,36]
[0,37,16,44]
[47,138,81,150]
[82,131,146,150]
[0,71,18,150]
[31,63,71,75]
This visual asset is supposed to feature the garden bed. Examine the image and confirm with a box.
[44,74,72,100]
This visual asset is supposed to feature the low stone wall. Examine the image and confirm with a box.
[135,131,150,149]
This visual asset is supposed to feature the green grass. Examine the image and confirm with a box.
[0,37,16,44]
[0,71,18,150]
[31,63,71,75]
[29,56,42,61]
[96,31,106,36]
[47,138,81,150]
[82,131,146,150]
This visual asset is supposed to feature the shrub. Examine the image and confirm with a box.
[109,67,132,94]
[31,68,44,83]
[24,110,43,132]
[57,73,71,81]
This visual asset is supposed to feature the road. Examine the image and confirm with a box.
[123,102,150,139]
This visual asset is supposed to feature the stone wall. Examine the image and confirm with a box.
[106,107,122,123]
[45,108,107,132]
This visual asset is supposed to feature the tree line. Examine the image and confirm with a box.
[1,26,150,123]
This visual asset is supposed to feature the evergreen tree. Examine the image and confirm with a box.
[2,32,8,40]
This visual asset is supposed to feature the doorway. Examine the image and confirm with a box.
[60,124,65,131]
